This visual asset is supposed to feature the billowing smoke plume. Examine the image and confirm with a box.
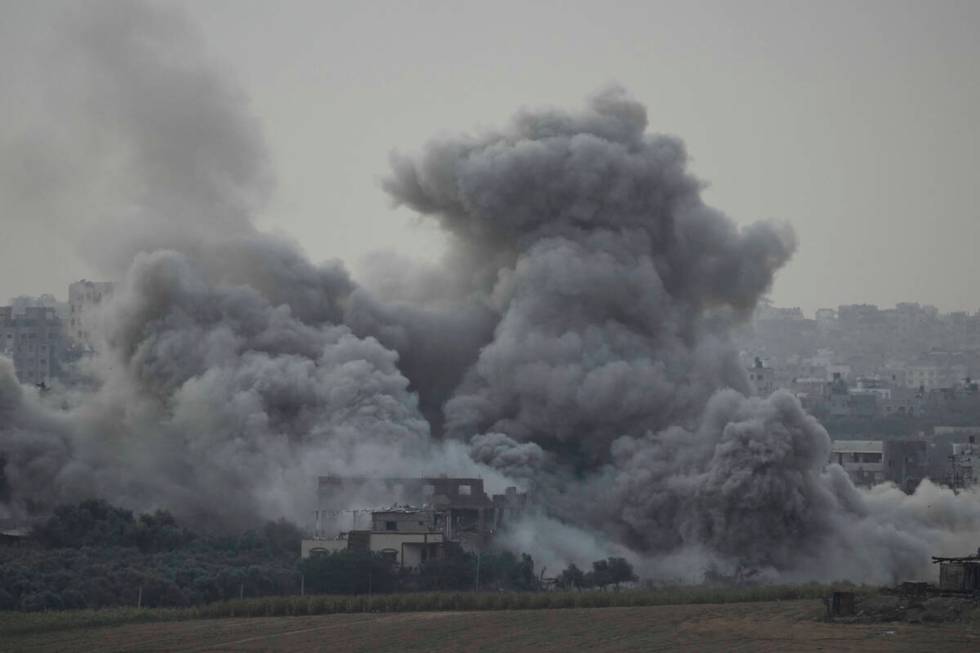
[0,1,478,529]
[2,1,980,585]
[379,86,980,581]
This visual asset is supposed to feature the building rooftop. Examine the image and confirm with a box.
[831,440,884,453]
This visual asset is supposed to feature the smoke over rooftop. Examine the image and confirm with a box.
[2,0,979,585]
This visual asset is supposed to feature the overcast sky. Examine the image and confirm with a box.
[2,0,979,314]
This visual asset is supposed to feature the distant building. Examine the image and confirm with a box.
[303,476,529,562]
[830,439,928,491]
[879,395,919,417]
[0,305,64,385]
[904,365,942,390]
[826,364,852,382]
[492,486,529,531]
[746,358,775,396]
[830,440,886,487]
[846,392,878,418]
[850,377,892,400]
[9,294,69,323]
[949,437,980,489]
[825,373,878,417]
[790,376,829,411]
[67,280,114,349]
[302,506,447,568]
[837,304,882,331]
[756,305,806,321]
[884,440,928,493]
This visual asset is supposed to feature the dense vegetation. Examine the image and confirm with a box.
[555,558,638,590]
[0,501,303,611]
[0,500,640,611]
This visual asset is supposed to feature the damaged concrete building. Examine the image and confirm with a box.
[302,505,447,568]
[829,439,927,492]
[301,476,528,567]
[949,437,980,489]
[933,549,980,592]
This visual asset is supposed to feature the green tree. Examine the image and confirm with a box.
[606,557,638,587]
[557,563,585,590]
[299,550,396,595]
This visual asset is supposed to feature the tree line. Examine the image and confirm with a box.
[0,500,637,611]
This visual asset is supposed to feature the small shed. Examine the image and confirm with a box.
[932,550,980,592]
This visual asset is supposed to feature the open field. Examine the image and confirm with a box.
[0,585,843,634]
[4,599,980,652]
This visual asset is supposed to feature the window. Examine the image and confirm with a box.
[423,484,434,496]
[458,484,472,496]
[385,521,397,531]
[381,549,398,562]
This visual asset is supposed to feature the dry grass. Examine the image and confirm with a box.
[0,583,856,637]
[6,599,980,653]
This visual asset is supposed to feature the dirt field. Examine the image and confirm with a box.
[4,600,980,652]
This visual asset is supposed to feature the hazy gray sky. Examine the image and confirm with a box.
[2,0,979,314]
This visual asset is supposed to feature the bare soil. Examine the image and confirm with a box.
[5,599,980,652]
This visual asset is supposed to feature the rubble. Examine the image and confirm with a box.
[825,589,980,624]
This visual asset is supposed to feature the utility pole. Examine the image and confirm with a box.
[474,551,481,593]
[950,454,960,495]
[137,585,142,609]
[300,573,305,596]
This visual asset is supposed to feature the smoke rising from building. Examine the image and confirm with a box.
[2,1,980,584]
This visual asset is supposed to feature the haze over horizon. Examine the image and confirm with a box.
[2,0,979,315]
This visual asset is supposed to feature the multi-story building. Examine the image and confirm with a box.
[830,439,928,491]
[67,280,114,350]
[904,364,942,390]
[746,358,776,396]
[949,437,980,490]
[303,476,529,563]
[302,506,447,567]
[883,440,928,493]
[837,304,883,332]
[9,294,68,323]
[830,440,886,487]
[0,305,64,385]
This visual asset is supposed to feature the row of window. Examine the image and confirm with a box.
[835,452,883,464]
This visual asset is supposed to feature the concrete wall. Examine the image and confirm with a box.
[369,532,444,567]
[301,537,348,558]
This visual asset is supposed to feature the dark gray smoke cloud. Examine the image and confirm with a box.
[383,88,980,582]
[0,1,483,529]
[2,1,979,583]
[384,88,795,457]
